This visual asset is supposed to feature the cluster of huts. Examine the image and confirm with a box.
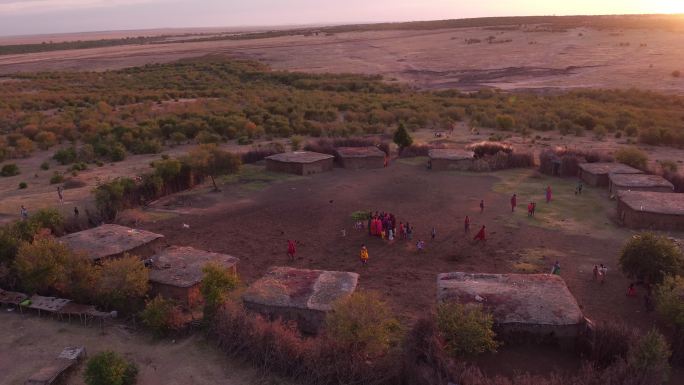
[577,162,684,231]
[264,146,386,175]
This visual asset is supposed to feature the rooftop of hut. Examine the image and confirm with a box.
[58,224,164,261]
[148,246,239,288]
[336,146,385,158]
[609,173,674,189]
[618,191,684,215]
[578,162,642,175]
[428,148,474,160]
[266,151,334,164]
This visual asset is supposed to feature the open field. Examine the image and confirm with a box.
[1,22,683,92]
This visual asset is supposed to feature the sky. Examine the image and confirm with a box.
[1,0,683,37]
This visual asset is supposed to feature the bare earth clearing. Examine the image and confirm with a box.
[1,27,683,92]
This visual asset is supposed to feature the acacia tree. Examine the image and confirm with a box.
[393,123,413,151]
[186,145,240,191]
[619,233,683,284]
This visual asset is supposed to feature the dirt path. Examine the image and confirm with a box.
[0,311,283,385]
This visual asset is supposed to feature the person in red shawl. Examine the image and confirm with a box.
[473,225,486,243]
[464,215,470,234]
[546,186,552,203]
[287,240,296,261]
[510,194,517,212]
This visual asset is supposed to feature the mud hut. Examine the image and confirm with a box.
[265,151,334,175]
[242,267,359,334]
[428,149,474,171]
[608,174,674,196]
[336,146,386,169]
[617,191,684,231]
[147,246,239,307]
[578,162,642,187]
[437,272,584,341]
[58,224,164,262]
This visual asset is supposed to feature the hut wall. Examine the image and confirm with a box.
[579,170,605,187]
[609,183,673,196]
[243,301,326,334]
[340,156,384,169]
[301,159,334,175]
[150,283,201,307]
[266,159,333,175]
[431,158,474,171]
[617,200,684,231]
[495,322,584,349]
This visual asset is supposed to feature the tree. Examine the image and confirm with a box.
[15,236,72,294]
[325,291,402,356]
[84,351,138,385]
[436,302,499,357]
[655,275,684,329]
[200,262,239,320]
[393,123,413,150]
[614,147,648,170]
[619,233,683,284]
[97,254,149,311]
[185,145,240,191]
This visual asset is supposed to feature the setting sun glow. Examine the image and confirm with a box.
[648,0,684,14]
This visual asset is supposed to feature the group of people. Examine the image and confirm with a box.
[367,211,413,242]
[592,264,609,283]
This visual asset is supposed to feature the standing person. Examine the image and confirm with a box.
[431,227,436,241]
[399,222,405,240]
[577,181,583,195]
[367,212,372,236]
[531,202,536,217]
[406,222,413,241]
[551,261,561,275]
[464,216,471,233]
[388,228,394,241]
[416,240,426,252]
[627,283,637,297]
[359,245,369,266]
[57,186,64,204]
[473,225,486,243]
[511,194,517,212]
[287,240,297,261]
[599,264,608,284]
[479,200,485,213]
[74,206,79,218]
[592,265,599,281]
[20,205,28,220]
[546,186,552,203]
[527,203,533,217]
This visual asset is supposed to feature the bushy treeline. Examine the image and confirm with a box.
[1,57,684,163]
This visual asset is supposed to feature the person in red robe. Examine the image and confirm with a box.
[473,225,486,243]
[287,240,296,261]
[511,194,517,212]
[464,216,470,233]
[546,186,552,203]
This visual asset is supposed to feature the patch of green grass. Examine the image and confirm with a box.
[396,156,428,166]
[220,164,302,191]
[512,247,561,273]
[492,169,620,238]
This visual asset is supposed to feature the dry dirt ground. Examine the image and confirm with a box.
[1,27,683,92]
[0,311,287,385]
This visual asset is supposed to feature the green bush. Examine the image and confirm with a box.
[18,182,27,189]
[627,329,671,383]
[237,136,252,145]
[97,255,149,311]
[200,262,239,320]
[436,302,499,357]
[170,131,186,145]
[1,163,20,177]
[49,172,64,184]
[614,147,648,170]
[655,275,684,329]
[325,291,402,356]
[290,136,303,151]
[619,233,683,284]
[84,351,138,385]
[109,143,127,162]
[15,236,74,294]
[495,114,515,130]
[658,160,678,174]
[40,161,50,170]
[53,147,77,165]
[30,208,64,235]
[140,296,184,337]
[393,123,413,149]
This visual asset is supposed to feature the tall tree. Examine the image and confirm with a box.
[393,123,413,150]
[186,145,241,191]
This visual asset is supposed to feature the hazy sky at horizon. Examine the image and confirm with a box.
[1,0,683,37]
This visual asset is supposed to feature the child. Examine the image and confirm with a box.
[406,223,413,240]
[359,245,369,266]
[479,200,485,213]
[416,240,426,252]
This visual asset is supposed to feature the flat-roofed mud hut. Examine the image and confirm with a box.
[609,174,674,196]
[578,163,642,187]
[437,272,584,340]
[617,191,684,231]
[428,149,475,171]
[336,146,386,169]
[147,246,239,307]
[265,151,334,175]
[242,267,359,334]
[58,224,164,262]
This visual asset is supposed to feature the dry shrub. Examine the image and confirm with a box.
[211,298,400,385]
[466,141,512,158]
[398,144,433,158]
[140,296,185,337]
[241,143,285,164]
[581,322,639,369]
[96,254,149,312]
[614,147,648,170]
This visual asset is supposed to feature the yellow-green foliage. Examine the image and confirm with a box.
[325,291,402,356]
[140,296,184,337]
[84,351,138,385]
[97,254,149,311]
[15,235,74,294]
[436,302,499,357]
[200,262,239,319]
[614,147,648,170]
[655,275,684,329]
[619,233,683,284]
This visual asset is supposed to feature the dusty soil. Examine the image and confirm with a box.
[0,311,286,385]
[1,27,683,93]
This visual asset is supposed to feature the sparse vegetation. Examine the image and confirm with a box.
[140,296,184,337]
[619,233,683,284]
[200,262,240,320]
[614,147,649,170]
[436,302,499,357]
[1,163,20,177]
[84,351,138,385]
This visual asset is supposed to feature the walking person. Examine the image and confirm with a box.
[479,199,485,213]
[287,240,297,261]
[551,261,561,275]
[431,227,436,241]
[359,244,369,266]
[546,186,552,203]
[74,206,79,218]
[576,181,583,195]
[592,265,599,281]
[57,186,64,204]
[20,205,28,220]
[464,216,470,234]
[416,240,426,252]
[599,264,608,284]
[406,222,413,241]
[531,202,536,217]
[473,225,486,244]
[511,194,517,212]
